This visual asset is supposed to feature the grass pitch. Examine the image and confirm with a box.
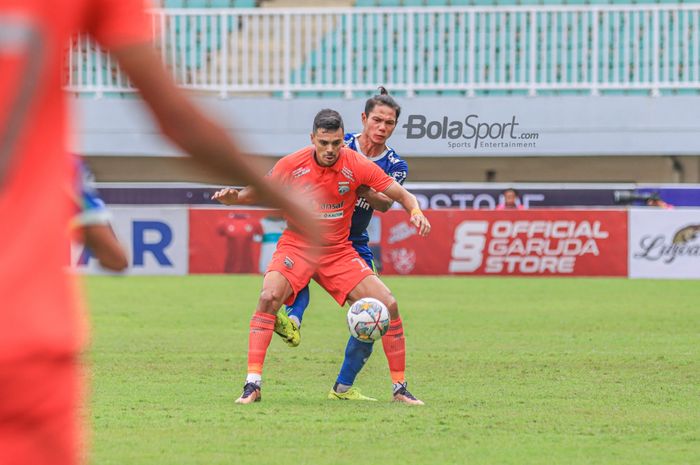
[84,276,699,465]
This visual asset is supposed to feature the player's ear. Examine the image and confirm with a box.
[361,112,367,124]
[309,132,314,144]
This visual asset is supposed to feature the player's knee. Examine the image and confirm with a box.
[258,289,282,313]
[384,295,399,319]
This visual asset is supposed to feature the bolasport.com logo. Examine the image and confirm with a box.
[402,114,539,151]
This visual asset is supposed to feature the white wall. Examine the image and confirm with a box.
[72,95,700,158]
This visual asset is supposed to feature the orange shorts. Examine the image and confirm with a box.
[0,356,81,465]
[267,236,375,306]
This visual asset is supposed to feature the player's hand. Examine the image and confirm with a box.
[410,210,431,237]
[211,187,240,205]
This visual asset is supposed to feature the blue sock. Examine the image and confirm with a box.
[286,285,310,327]
[336,336,374,387]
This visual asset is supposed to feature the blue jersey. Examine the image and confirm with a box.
[73,157,111,227]
[345,133,408,245]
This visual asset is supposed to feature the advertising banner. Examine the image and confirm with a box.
[629,209,700,279]
[72,207,189,275]
[380,210,628,276]
[189,209,285,274]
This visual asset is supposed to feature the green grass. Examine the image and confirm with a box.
[84,276,700,465]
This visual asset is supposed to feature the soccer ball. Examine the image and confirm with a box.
[347,297,390,343]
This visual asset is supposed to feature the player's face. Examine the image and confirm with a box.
[361,104,398,145]
[311,127,345,167]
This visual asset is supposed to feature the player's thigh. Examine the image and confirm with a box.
[0,356,80,465]
[265,241,316,308]
[316,246,375,306]
[346,275,398,318]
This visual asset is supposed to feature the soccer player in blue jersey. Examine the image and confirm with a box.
[73,157,128,272]
[274,88,420,404]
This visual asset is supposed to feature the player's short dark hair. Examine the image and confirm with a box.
[502,187,519,196]
[364,86,401,120]
[313,109,344,133]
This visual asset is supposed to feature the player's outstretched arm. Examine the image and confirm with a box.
[383,182,431,237]
[211,186,257,205]
[356,185,394,212]
[110,43,319,243]
[83,224,129,272]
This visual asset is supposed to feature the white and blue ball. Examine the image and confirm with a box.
[347,297,390,343]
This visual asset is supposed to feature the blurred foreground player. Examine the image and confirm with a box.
[213,109,430,405]
[0,1,316,464]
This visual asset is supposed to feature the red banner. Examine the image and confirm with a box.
[379,210,628,276]
[189,209,283,274]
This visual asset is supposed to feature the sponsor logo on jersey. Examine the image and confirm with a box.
[292,167,311,178]
[392,170,407,184]
[338,181,350,195]
[341,167,355,182]
[284,256,294,269]
[320,211,344,219]
[320,200,344,210]
[355,197,371,211]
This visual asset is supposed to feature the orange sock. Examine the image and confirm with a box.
[381,317,406,384]
[246,312,276,377]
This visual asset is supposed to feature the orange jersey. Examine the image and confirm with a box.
[268,146,395,246]
[0,0,151,362]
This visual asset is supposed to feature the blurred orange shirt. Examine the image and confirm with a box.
[0,0,151,362]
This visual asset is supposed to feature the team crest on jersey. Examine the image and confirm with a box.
[284,256,295,269]
[338,181,350,195]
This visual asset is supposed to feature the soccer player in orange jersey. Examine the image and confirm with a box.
[212,109,431,405]
[0,2,316,464]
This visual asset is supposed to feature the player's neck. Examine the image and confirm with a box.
[357,134,386,158]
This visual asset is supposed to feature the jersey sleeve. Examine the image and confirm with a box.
[388,158,408,186]
[74,160,111,227]
[265,157,291,184]
[355,154,395,193]
[87,0,153,50]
